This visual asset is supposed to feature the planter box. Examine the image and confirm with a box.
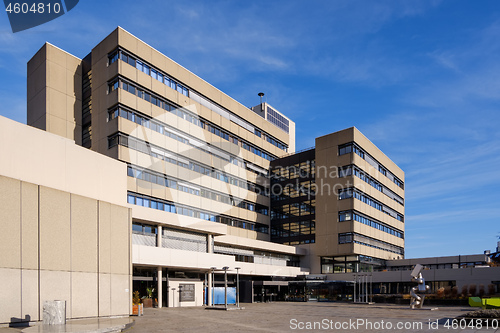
[132,304,143,316]
[143,298,153,308]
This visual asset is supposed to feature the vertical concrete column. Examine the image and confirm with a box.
[157,225,162,248]
[157,267,163,308]
[207,234,213,253]
[207,270,212,306]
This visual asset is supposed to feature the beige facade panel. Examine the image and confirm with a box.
[0,175,132,324]
[21,269,39,322]
[0,176,21,269]
[71,272,98,318]
[98,273,112,317]
[27,43,82,143]
[110,273,131,316]
[110,204,131,275]
[98,202,113,274]
[71,194,98,273]
[0,268,21,324]
[39,270,72,318]
[91,28,119,74]
[39,186,71,271]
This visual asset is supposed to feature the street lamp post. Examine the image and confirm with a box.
[210,267,216,306]
[222,266,229,308]
[235,267,241,308]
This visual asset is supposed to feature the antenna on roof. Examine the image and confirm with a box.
[258,92,265,104]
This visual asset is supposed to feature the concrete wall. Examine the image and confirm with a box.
[27,43,82,144]
[0,115,127,207]
[0,177,131,324]
[0,115,131,324]
[167,280,204,307]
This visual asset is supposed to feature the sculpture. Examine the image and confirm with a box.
[410,264,430,309]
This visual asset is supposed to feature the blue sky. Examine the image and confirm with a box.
[1,0,499,258]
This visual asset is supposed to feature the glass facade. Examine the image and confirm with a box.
[270,149,316,245]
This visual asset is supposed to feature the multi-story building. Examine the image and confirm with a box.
[5,26,307,324]
[271,128,406,274]
[5,26,499,328]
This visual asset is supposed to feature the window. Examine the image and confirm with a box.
[338,232,404,255]
[339,210,403,238]
[339,211,352,221]
[111,49,288,152]
[127,192,267,233]
[112,76,278,161]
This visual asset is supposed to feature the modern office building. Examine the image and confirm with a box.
[271,128,405,274]
[0,27,308,325]
[1,26,498,327]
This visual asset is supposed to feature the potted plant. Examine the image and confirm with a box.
[143,287,154,308]
[132,291,143,316]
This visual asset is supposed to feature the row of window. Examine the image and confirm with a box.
[338,188,404,222]
[127,165,268,215]
[338,210,404,238]
[127,192,269,233]
[109,49,288,152]
[339,165,404,206]
[109,50,189,96]
[270,181,316,202]
[338,232,404,255]
[338,143,404,189]
[108,105,269,178]
[254,128,288,151]
[108,133,268,196]
[267,106,289,133]
[214,246,301,266]
[271,160,316,182]
[271,220,315,237]
[271,201,316,220]
[109,78,277,162]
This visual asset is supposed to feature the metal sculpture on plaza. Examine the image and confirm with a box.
[409,264,430,309]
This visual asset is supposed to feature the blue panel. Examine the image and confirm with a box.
[205,287,236,305]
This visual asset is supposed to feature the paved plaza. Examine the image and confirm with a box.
[131,302,498,332]
[1,302,498,333]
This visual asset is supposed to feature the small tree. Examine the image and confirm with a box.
[461,285,468,298]
[444,286,452,298]
[451,286,458,298]
[436,287,445,299]
[488,284,496,296]
[133,291,141,305]
[478,284,485,297]
[469,284,477,297]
